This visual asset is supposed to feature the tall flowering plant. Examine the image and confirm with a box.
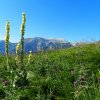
[5,20,10,71]
[20,13,26,64]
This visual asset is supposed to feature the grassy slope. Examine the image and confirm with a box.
[0,42,100,100]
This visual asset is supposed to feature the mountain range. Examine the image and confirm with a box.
[0,37,72,54]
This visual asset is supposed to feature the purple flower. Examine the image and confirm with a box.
[3,80,9,86]
[74,81,78,86]
[97,78,100,81]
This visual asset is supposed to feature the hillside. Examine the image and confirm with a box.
[0,37,72,54]
[0,42,100,100]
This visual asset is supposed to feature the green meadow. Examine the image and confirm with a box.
[0,42,100,100]
[0,14,100,100]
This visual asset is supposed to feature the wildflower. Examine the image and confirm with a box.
[20,13,26,64]
[15,43,21,64]
[16,43,21,54]
[28,51,32,64]
[3,80,9,86]
[5,20,10,70]
[5,21,10,54]
[20,13,26,35]
[73,80,78,86]
[97,78,100,81]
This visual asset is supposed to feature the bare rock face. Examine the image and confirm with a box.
[0,37,72,54]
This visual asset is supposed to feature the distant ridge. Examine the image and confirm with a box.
[0,37,72,54]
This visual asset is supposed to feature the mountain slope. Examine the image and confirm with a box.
[0,40,17,54]
[0,37,72,53]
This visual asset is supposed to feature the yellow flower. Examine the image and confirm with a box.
[20,13,26,35]
[28,51,32,64]
[16,43,21,54]
[6,21,10,34]
[5,21,10,43]
[5,20,10,70]
[22,13,26,24]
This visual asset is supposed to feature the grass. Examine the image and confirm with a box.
[1,13,100,100]
[0,42,100,100]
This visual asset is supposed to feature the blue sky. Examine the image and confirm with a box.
[0,0,100,42]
